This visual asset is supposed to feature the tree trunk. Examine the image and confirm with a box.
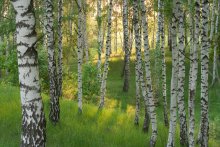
[188,0,199,146]
[176,0,188,145]
[97,0,102,82]
[11,0,46,146]
[160,1,169,127]
[77,0,84,113]
[45,0,60,123]
[83,0,89,62]
[99,0,113,109]
[211,0,220,85]
[199,0,210,146]
[122,0,130,92]
[210,0,217,41]
[57,0,63,97]
[167,1,178,146]
[134,60,141,126]
[134,0,157,146]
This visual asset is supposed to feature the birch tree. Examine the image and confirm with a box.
[199,0,210,146]
[57,0,63,97]
[176,0,188,145]
[122,0,130,92]
[160,0,169,127]
[211,0,220,85]
[167,0,178,146]
[45,0,60,123]
[97,0,102,82]
[188,0,200,146]
[82,0,89,62]
[11,0,46,145]
[134,0,158,145]
[99,0,113,109]
[77,0,83,113]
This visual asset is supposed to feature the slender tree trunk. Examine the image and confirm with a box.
[122,0,130,92]
[199,0,210,146]
[188,0,198,146]
[168,21,172,51]
[57,0,63,97]
[99,0,113,109]
[153,0,162,104]
[140,0,158,145]
[77,0,84,113]
[114,16,118,54]
[167,1,178,146]
[176,0,188,145]
[97,0,102,82]
[212,0,220,85]
[45,0,60,123]
[134,60,141,126]
[5,35,9,76]
[210,0,217,41]
[160,1,169,127]
[82,0,89,62]
[12,0,46,146]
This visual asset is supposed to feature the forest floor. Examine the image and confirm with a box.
[0,53,220,147]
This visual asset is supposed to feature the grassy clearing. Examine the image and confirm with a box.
[0,53,220,147]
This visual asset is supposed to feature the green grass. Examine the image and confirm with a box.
[0,52,220,147]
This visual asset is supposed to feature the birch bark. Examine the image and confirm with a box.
[12,0,46,145]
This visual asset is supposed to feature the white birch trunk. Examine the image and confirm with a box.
[11,0,46,146]
[160,1,169,127]
[210,0,216,41]
[57,0,63,97]
[99,0,113,108]
[82,0,89,62]
[77,0,84,113]
[97,0,102,82]
[199,0,210,146]
[140,0,158,146]
[45,0,60,123]
[176,0,188,145]
[122,0,130,92]
[212,0,220,85]
[167,1,178,146]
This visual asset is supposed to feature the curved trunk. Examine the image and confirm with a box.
[12,0,46,146]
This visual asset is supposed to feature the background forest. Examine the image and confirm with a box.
[0,0,220,147]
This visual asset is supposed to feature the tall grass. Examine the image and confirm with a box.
[0,53,219,147]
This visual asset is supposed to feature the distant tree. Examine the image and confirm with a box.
[77,0,84,113]
[44,0,60,123]
[122,0,130,92]
[57,0,63,97]
[11,0,46,145]
[99,0,113,109]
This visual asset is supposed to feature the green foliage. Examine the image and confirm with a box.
[82,62,100,103]
[38,48,49,92]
